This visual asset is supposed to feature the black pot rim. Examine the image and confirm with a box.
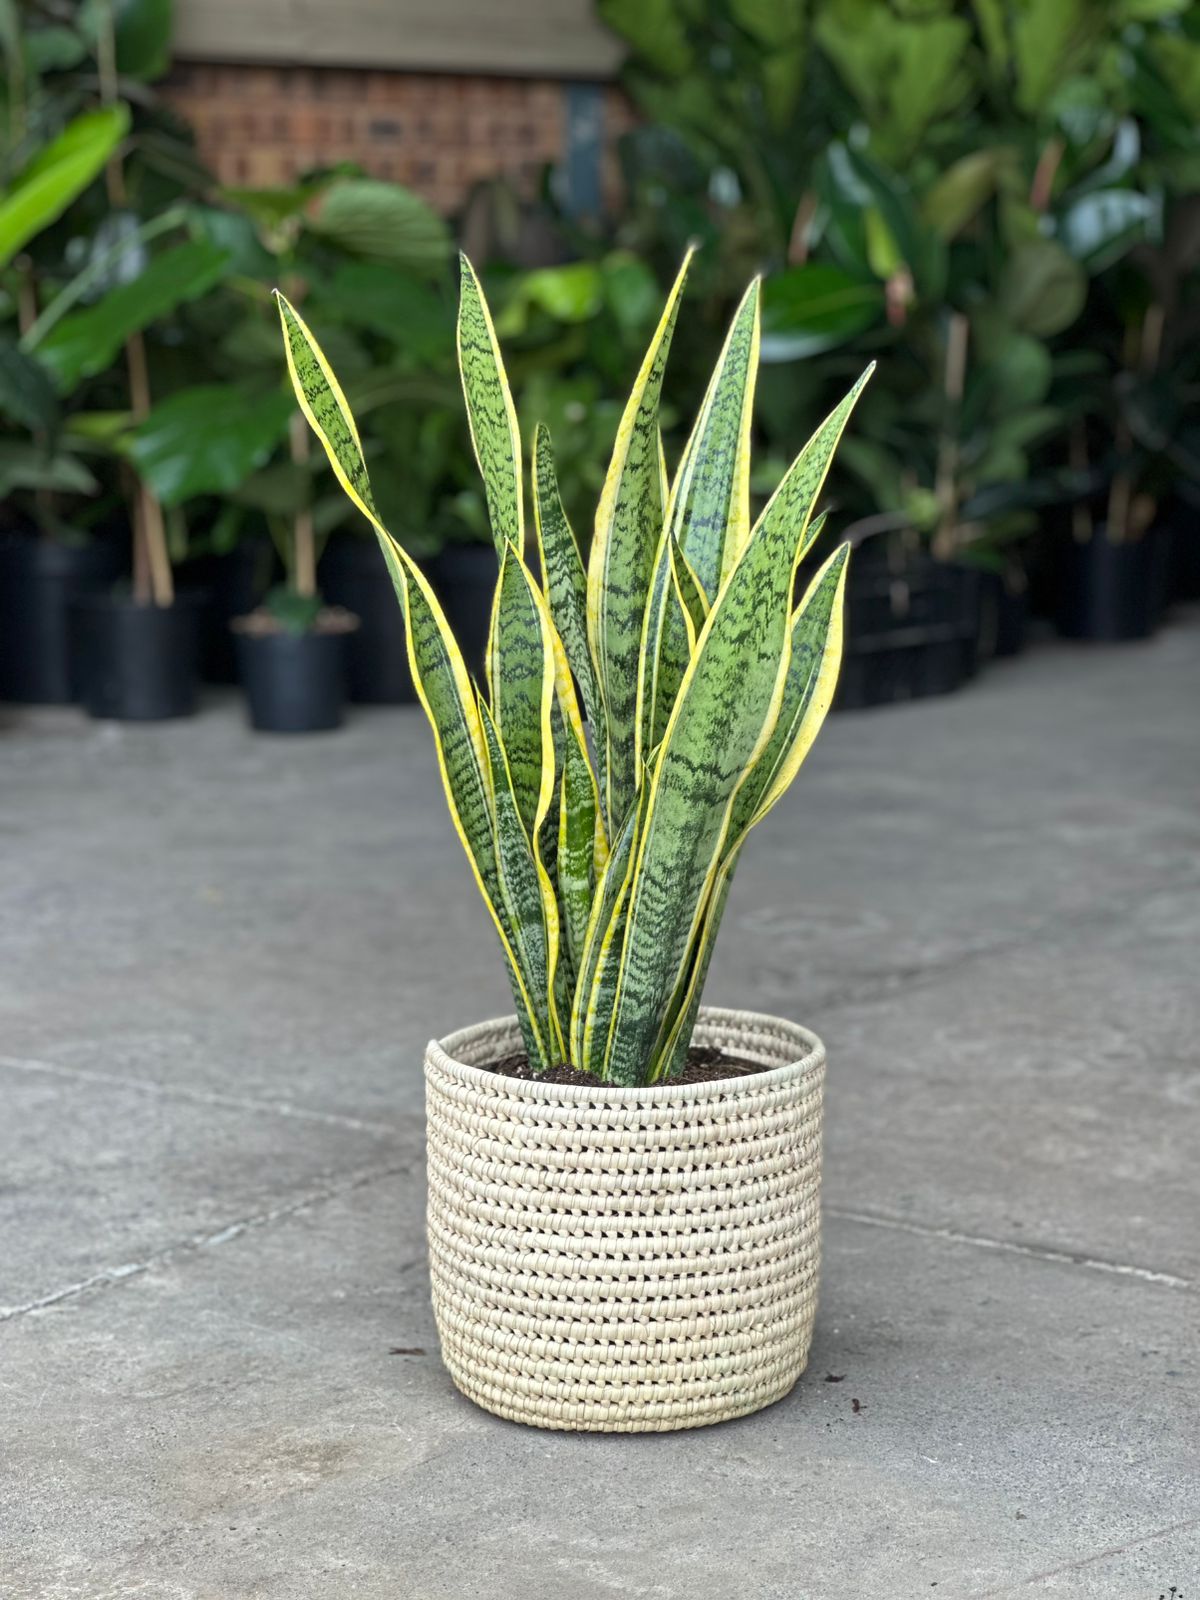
[70,588,210,616]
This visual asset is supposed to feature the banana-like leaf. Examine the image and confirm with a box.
[276,290,552,1063]
[479,699,561,1060]
[670,278,762,599]
[587,249,693,831]
[592,375,870,1084]
[0,106,129,268]
[486,545,557,842]
[457,254,522,554]
[38,240,231,393]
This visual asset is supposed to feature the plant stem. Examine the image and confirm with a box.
[290,412,316,599]
[20,206,188,351]
[932,311,968,562]
[95,0,173,606]
[125,329,174,604]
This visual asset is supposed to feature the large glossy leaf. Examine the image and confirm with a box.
[38,240,231,393]
[587,248,693,830]
[128,386,295,506]
[760,265,882,363]
[999,240,1087,337]
[0,340,59,433]
[0,107,129,267]
[0,440,97,496]
[1058,188,1160,273]
[306,178,452,276]
[79,0,172,78]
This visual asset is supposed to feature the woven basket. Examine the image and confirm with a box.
[424,1005,825,1432]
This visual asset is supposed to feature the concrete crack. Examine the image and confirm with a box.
[970,1514,1200,1596]
[0,1159,415,1323]
[827,1205,1194,1292]
[0,1052,409,1138]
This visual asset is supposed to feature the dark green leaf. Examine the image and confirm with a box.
[37,240,232,392]
[306,179,452,275]
[128,386,295,506]
[760,265,882,362]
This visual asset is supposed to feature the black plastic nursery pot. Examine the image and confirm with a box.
[71,591,205,722]
[0,534,123,704]
[1056,527,1163,642]
[978,569,1030,661]
[178,539,277,684]
[835,549,982,711]
[318,536,419,704]
[235,623,353,733]
[430,542,498,682]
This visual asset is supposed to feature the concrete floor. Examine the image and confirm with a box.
[2,619,1198,1600]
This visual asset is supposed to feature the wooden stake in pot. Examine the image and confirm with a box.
[96,0,173,607]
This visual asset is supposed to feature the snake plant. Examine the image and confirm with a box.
[277,253,869,1083]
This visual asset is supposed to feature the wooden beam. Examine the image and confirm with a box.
[172,0,624,79]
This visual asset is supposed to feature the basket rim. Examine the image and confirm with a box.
[425,1004,824,1106]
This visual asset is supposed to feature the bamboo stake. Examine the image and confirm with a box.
[290,412,316,599]
[96,0,173,606]
[932,311,969,562]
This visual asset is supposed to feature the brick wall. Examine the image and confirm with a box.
[163,62,634,215]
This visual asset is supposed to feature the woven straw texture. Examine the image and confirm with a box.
[424,1006,825,1432]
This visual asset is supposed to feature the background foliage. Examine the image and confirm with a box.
[2,0,1198,579]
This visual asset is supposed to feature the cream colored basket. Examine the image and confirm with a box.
[424,1005,825,1432]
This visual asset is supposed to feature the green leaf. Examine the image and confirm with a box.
[999,240,1087,337]
[38,240,232,392]
[486,545,556,843]
[0,339,59,433]
[1058,188,1160,273]
[319,262,452,360]
[532,423,605,757]
[670,277,761,598]
[128,386,296,506]
[598,0,694,75]
[479,699,561,1063]
[265,585,323,637]
[494,263,604,334]
[306,178,452,275]
[79,0,172,78]
[593,375,868,1084]
[570,767,653,1074]
[0,439,97,496]
[732,544,852,833]
[557,722,600,976]
[0,107,129,268]
[457,255,524,555]
[276,290,551,1063]
[922,148,1020,241]
[760,265,882,362]
[587,248,693,831]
